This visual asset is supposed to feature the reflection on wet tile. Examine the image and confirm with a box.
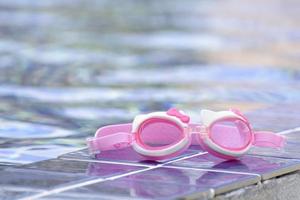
[59,147,200,166]
[42,177,213,200]
[249,131,300,159]
[168,153,300,180]
[0,167,87,200]
[0,187,40,200]
[0,159,144,200]
[125,167,259,195]
[23,158,144,178]
[58,148,91,160]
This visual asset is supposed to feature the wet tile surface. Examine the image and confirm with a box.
[0,167,84,200]
[167,153,300,180]
[3,133,300,200]
[22,158,145,179]
[126,167,260,195]
[12,115,300,199]
[39,167,260,199]
[59,147,200,166]
[43,178,211,200]
[0,159,144,200]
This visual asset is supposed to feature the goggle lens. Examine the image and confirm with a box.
[209,118,251,150]
[138,118,184,149]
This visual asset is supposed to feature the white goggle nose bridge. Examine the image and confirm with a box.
[186,124,208,136]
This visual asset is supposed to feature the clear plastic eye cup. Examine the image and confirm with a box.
[87,108,285,160]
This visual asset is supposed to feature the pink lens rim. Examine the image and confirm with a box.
[208,117,253,151]
[135,117,186,151]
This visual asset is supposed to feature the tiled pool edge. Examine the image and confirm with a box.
[214,171,300,200]
[19,152,206,200]
[18,126,300,200]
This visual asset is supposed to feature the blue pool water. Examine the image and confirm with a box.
[0,0,300,164]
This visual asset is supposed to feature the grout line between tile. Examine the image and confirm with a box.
[59,150,206,167]
[155,152,207,167]
[59,157,152,167]
[20,152,205,200]
[163,165,261,177]
[18,176,124,200]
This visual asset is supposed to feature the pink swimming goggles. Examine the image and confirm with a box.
[87,108,285,160]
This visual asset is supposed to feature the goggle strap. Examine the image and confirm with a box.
[87,132,134,154]
[87,123,133,154]
[252,131,285,148]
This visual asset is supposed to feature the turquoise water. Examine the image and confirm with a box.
[0,0,299,164]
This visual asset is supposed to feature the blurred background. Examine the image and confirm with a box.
[0,0,299,164]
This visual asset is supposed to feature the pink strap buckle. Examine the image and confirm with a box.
[87,131,133,154]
